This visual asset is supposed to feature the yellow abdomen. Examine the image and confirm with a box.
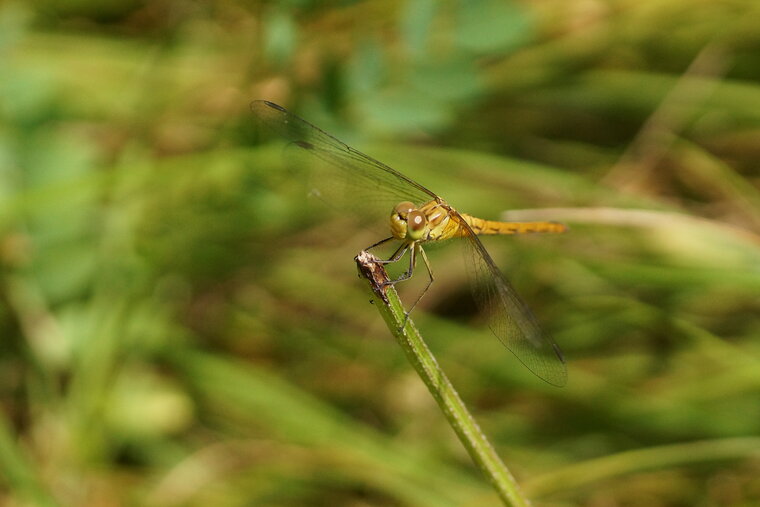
[460,215,567,236]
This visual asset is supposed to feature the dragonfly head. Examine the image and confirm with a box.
[390,201,427,241]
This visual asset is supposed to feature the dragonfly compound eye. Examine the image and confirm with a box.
[407,210,427,240]
[393,201,416,218]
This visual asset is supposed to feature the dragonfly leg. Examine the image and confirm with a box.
[376,242,410,266]
[406,245,433,313]
[399,244,434,327]
[382,241,416,284]
[364,236,394,252]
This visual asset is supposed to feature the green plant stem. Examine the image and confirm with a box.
[355,251,531,507]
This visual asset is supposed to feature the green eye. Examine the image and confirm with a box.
[407,210,426,239]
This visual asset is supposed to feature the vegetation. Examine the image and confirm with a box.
[1,0,759,505]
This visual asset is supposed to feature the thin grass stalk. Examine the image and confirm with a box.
[355,251,532,507]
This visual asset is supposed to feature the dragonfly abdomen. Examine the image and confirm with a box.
[461,215,567,236]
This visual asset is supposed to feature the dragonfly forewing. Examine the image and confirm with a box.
[252,100,434,216]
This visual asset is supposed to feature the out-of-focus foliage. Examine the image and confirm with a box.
[1,0,759,505]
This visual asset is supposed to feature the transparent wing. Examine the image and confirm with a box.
[251,101,436,215]
[453,211,567,387]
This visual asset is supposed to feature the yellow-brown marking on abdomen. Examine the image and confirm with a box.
[459,215,566,236]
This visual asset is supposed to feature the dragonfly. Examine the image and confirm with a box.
[252,100,568,387]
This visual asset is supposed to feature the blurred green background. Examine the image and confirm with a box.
[1,0,760,505]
